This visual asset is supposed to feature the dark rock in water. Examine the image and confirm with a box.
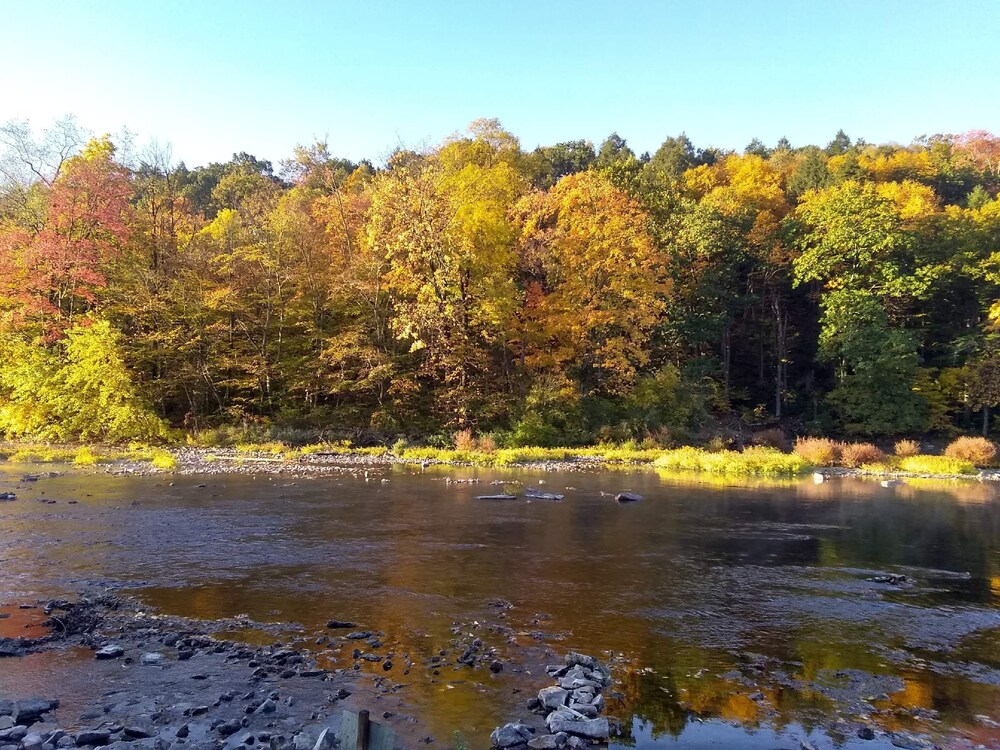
[0,702,12,717]
[124,726,154,740]
[0,492,15,501]
[489,659,504,673]
[75,730,111,747]
[15,698,59,725]
[614,492,643,503]
[325,620,357,629]
[95,645,124,660]
[523,491,564,501]
[476,495,517,501]
[344,631,372,640]
[175,725,189,739]
[857,726,876,740]
[491,723,534,749]
[867,574,908,585]
[216,721,241,738]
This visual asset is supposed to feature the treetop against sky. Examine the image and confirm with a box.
[1,0,996,167]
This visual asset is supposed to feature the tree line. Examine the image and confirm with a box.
[0,116,998,444]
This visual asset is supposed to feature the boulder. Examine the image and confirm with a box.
[537,687,569,712]
[490,723,533,749]
[21,733,43,750]
[545,718,609,741]
[568,703,597,718]
[15,699,58,725]
[526,737,558,750]
[75,731,111,747]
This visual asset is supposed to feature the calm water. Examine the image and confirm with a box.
[3,464,1000,748]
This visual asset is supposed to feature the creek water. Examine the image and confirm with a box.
[2,463,1000,748]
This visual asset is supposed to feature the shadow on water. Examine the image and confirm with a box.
[2,464,1000,746]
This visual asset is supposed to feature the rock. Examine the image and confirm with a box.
[537,687,569,711]
[0,702,12,717]
[344,632,372,640]
[614,492,643,503]
[75,731,111,747]
[0,492,16,501]
[857,727,876,740]
[3,727,27,742]
[553,733,568,748]
[216,722,241,738]
[0,720,10,732]
[124,726,154,740]
[95,645,124,660]
[325,621,356,629]
[545,718,609,741]
[56,737,75,748]
[22,734,44,750]
[564,652,598,671]
[254,700,276,715]
[140,653,164,666]
[526,737,558,750]
[174,727,189,739]
[568,703,597,718]
[490,723,533,749]
[558,677,599,691]
[15,699,59,725]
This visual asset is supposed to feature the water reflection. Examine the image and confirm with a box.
[1,466,1000,747]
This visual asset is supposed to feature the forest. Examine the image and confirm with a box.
[0,117,998,447]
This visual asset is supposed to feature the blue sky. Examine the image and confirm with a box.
[2,0,996,167]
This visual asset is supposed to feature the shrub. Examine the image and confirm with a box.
[899,455,976,475]
[839,442,885,468]
[73,446,98,466]
[751,427,789,451]
[652,446,810,476]
[391,438,408,455]
[793,437,840,466]
[453,429,476,452]
[476,434,497,453]
[944,436,997,467]
[894,439,920,458]
[150,451,177,470]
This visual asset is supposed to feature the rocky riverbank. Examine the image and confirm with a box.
[0,594,513,750]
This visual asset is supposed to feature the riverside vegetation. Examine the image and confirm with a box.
[1,433,997,480]
[0,119,1000,452]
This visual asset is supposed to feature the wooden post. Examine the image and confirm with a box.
[356,709,370,750]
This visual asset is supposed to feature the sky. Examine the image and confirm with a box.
[1,0,997,168]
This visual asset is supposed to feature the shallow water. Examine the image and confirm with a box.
[3,464,1000,748]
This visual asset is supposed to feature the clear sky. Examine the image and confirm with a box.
[1,0,997,168]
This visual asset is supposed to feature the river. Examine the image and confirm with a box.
[2,463,1000,749]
